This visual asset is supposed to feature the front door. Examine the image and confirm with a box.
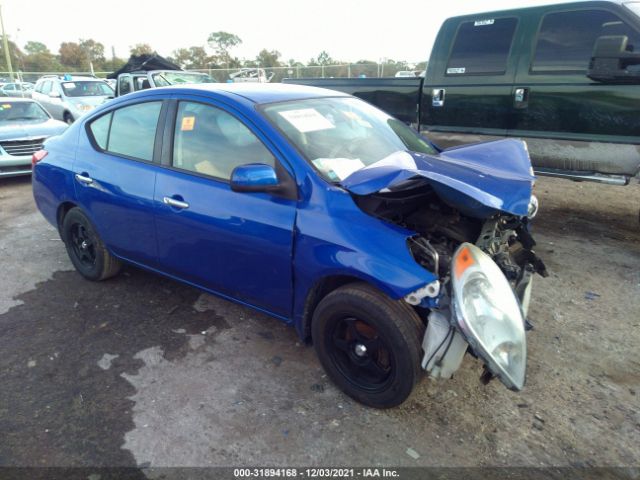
[153,98,297,318]
[509,6,640,176]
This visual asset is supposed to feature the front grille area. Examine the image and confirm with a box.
[0,138,45,156]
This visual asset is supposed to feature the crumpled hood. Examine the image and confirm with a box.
[341,139,535,218]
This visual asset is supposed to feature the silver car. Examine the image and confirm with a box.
[31,76,114,124]
[0,98,67,177]
[0,82,34,98]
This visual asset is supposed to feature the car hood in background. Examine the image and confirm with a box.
[70,96,112,109]
[0,118,68,141]
[341,139,535,218]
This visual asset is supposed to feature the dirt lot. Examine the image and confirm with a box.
[0,175,639,476]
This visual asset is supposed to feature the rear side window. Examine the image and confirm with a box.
[532,9,640,72]
[89,113,111,150]
[41,81,52,95]
[87,101,162,161]
[446,17,518,75]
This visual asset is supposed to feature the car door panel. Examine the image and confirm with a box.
[510,6,640,175]
[73,100,165,267]
[153,98,297,318]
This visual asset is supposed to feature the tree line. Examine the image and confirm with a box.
[0,30,424,75]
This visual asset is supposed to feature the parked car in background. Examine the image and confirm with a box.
[108,53,216,97]
[32,83,546,407]
[0,98,67,177]
[0,82,34,98]
[286,1,640,186]
[32,76,114,124]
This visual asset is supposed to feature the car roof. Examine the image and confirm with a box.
[164,82,350,105]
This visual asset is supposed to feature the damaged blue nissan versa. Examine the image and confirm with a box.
[32,83,547,408]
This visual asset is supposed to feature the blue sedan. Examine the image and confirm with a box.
[32,83,546,407]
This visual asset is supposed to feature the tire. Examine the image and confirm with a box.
[61,207,122,281]
[63,112,74,125]
[311,282,424,408]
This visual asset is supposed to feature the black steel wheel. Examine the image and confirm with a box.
[312,282,424,408]
[61,207,122,281]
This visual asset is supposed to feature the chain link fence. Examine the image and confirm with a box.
[1,62,426,84]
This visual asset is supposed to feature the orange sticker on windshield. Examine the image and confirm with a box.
[454,246,475,279]
[181,116,195,131]
[2,104,11,109]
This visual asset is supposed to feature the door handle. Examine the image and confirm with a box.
[75,173,93,185]
[514,87,529,108]
[163,196,190,209]
[432,88,445,107]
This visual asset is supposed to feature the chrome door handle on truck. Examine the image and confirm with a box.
[75,173,93,185]
[514,87,529,108]
[432,88,445,107]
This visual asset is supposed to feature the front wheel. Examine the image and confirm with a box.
[61,207,122,281]
[312,283,424,408]
[63,112,74,125]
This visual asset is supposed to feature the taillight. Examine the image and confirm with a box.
[32,150,48,167]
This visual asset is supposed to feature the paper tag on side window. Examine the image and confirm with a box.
[278,108,335,133]
[181,116,195,131]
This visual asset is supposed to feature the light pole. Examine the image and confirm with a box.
[0,3,14,81]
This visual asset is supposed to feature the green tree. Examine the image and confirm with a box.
[207,31,241,67]
[24,41,49,55]
[171,46,211,69]
[316,51,334,66]
[129,43,154,57]
[0,40,24,74]
[59,42,87,69]
[79,39,106,67]
[255,49,281,68]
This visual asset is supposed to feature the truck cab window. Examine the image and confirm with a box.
[532,9,640,72]
[446,17,518,75]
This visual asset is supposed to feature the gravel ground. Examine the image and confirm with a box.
[0,175,638,476]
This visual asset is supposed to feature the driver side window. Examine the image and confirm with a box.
[172,101,276,180]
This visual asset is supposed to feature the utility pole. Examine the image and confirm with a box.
[0,3,14,81]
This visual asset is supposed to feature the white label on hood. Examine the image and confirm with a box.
[278,108,335,133]
[474,19,495,26]
[447,67,466,74]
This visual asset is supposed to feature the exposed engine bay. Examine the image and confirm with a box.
[353,179,548,294]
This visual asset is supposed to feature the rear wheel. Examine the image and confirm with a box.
[312,283,424,408]
[61,207,122,281]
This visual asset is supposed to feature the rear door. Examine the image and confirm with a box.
[510,4,640,175]
[74,98,166,267]
[153,96,297,318]
[422,15,521,147]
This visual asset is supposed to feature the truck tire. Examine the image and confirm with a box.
[61,207,122,281]
[311,282,423,408]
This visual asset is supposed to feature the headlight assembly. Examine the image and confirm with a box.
[451,243,526,390]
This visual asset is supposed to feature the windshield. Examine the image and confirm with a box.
[61,81,114,97]
[625,2,640,17]
[151,71,216,86]
[262,97,437,182]
[0,101,49,122]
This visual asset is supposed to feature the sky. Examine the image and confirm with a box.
[2,0,565,65]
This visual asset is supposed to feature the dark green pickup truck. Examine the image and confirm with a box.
[285,1,640,185]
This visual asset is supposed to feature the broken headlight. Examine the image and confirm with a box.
[451,243,527,391]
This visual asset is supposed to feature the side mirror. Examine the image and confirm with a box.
[49,91,61,98]
[588,35,640,83]
[230,163,279,193]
